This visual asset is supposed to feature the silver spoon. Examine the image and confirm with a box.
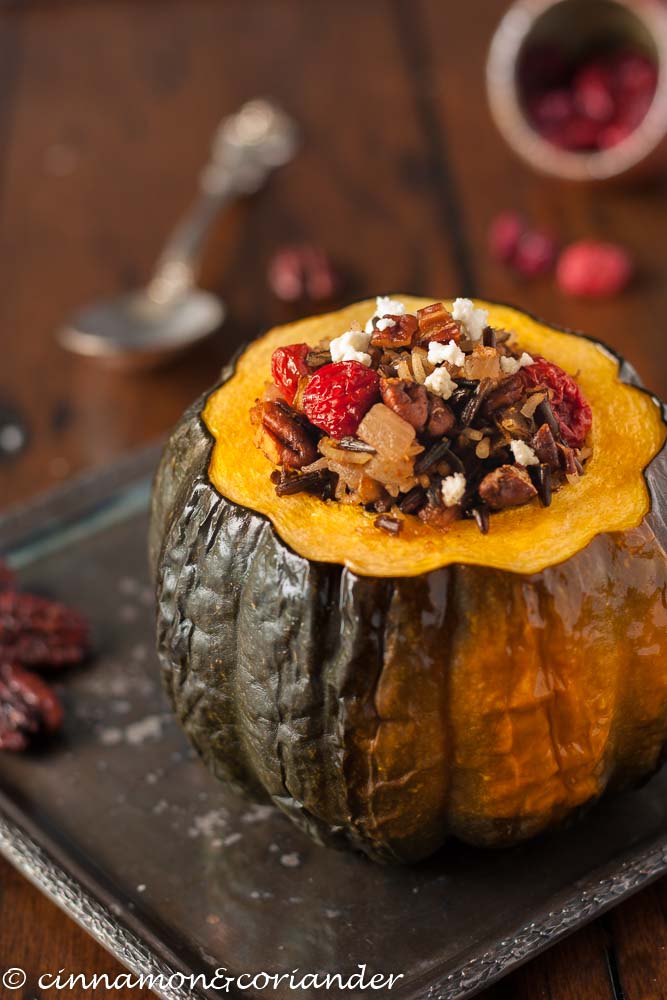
[58,99,299,369]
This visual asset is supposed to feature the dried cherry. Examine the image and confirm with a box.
[303,362,380,439]
[521,357,592,449]
[271,343,310,404]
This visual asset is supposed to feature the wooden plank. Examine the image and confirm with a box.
[0,0,461,507]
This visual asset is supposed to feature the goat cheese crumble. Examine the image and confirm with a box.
[428,339,465,367]
[329,328,372,367]
[510,439,539,466]
[365,296,407,333]
[424,365,456,400]
[500,352,534,375]
[441,472,466,508]
[452,298,488,343]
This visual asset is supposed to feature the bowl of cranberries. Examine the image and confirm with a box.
[487,0,667,181]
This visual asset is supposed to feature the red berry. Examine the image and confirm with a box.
[557,240,633,299]
[513,229,557,278]
[573,63,616,123]
[271,343,310,404]
[528,89,574,129]
[552,115,602,151]
[488,211,525,263]
[597,121,634,149]
[521,357,592,449]
[611,52,658,97]
[302,362,380,439]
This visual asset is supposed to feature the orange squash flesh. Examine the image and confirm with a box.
[203,297,666,577]
[152,299,667,861]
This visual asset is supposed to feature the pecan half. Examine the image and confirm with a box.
[478,464,538,510]
[483,373,525,414]
[532,422,560,469]
[380,378,428,431]
[255,401,318,469]
[416,302,461,344]
[0,661,64,751]
[370,314,418,350]
[0,590,89,669]
[425,395,456,438]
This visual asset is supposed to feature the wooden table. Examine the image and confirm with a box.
[1,1,667,997]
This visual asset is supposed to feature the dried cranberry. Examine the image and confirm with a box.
[513,229,557,278]
[488,212,525,264]
[521,357,592,449]
[597,121,634,149]
[611,52,658,97]
[303,362,380,439]
[0,590,89,669]
[556,240,633,299]
[271,343,310,404]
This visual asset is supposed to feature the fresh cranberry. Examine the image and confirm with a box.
[488,212,525,264]
[267,245,340,303]
[553,115,601,151]
[513,229,558,278]
[557,240,633,299]
[521,357,592,449]
[302,362,380,439]
[573,63,616,123]
[529,89,574,128]
[611,52,658,97]
[597,121,634,149]
[271,343,310,404]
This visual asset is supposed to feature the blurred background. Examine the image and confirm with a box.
[0,0,666,511]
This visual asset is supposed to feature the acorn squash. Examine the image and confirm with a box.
[150,298,667,863]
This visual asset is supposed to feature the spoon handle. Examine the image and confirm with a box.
[147,99,298,304]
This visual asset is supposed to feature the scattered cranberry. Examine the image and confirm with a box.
[513,229,558,278]
[303,362,380,439]
[271,343,310,404]
[488,213,557,279]
[488,211,525,264]
[521,357,593,449]
[556,240,633,299]
[268,244,341,303]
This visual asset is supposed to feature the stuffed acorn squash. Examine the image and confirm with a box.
[150,297,667,863]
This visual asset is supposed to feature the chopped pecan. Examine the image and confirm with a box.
[0,590,89,669]
[0,661,64,751]
[425,395,456,438]
[416,302,462,344]
[498,407,532,440]
[478,464,538,510]
[380,378,428,431]
[532,422,560,469]
[255,400,318,469]
[370,314,418,349]
[483,373,525,414]
[418,502,460,529]
[558,442,579,477]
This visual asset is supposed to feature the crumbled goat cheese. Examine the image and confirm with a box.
[365,295,407,333]
[452,298,488,342]
[500,352,534,375]
[428,339,465,368]
[510,439,539,466]
[375,317,396,332]
[441,472,466,508]
[424,365,456,400]
[329,328,372,366]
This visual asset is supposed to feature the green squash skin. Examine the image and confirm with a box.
[150,332,667,865]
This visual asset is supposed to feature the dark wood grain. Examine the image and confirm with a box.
[1,1,666,998]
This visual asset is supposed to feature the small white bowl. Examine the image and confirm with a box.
[487,0,667,181]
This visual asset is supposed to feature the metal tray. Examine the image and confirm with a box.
[2,447,667,1000]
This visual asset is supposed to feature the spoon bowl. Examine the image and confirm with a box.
[58,289,226,371]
